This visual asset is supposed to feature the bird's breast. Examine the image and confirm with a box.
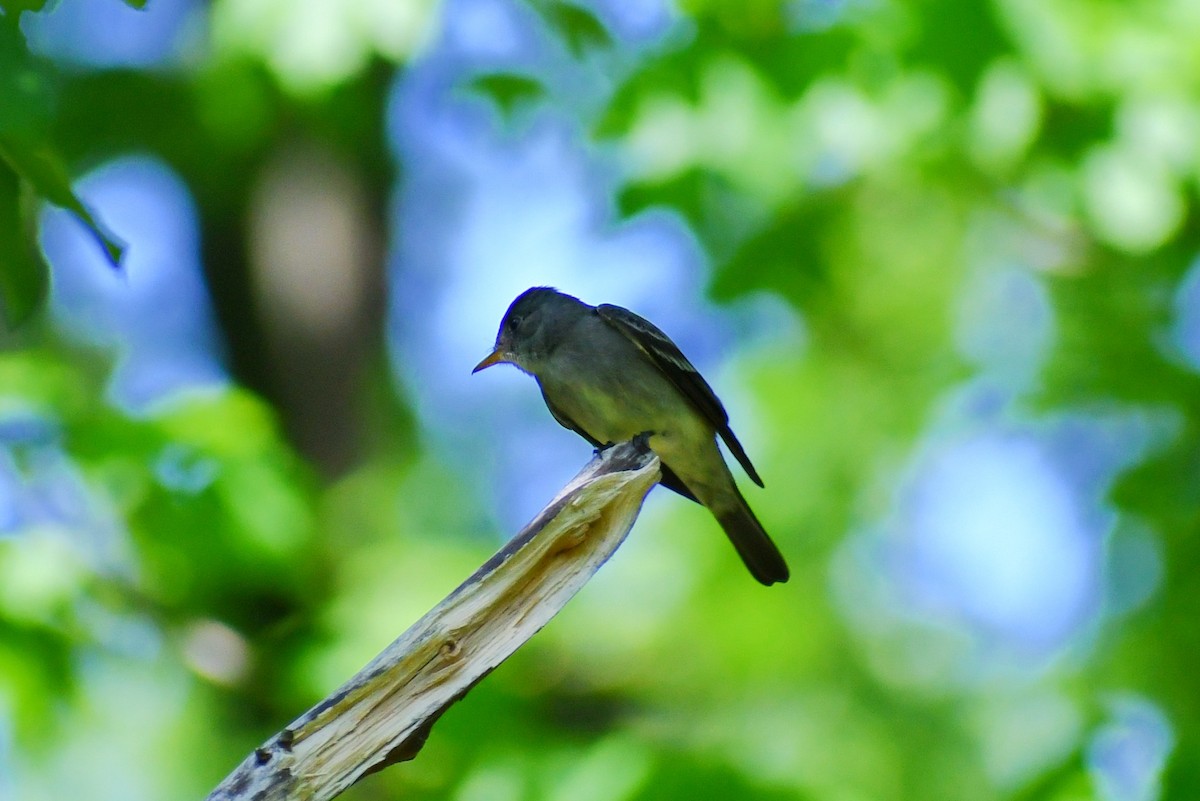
[538,342,705,447]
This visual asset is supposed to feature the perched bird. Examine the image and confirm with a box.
[473,287,789,585]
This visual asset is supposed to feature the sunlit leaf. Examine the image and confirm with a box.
[155,389,282,459]
[0,630,74,747]
[120,0,148,8]
[594,15,849,142]
[466,73,545,120]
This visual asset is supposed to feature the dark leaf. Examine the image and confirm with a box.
[465,73,545,120]
[0,162,48,327]
[538,1,611,57]
[0,135,125,268]
[618,168,767,262]
[0,11,55,135]
[904,0,1008,95]
[594,45,704,140]
[713,194,844,306]
[0,25,122,270]
[0,0,49,16]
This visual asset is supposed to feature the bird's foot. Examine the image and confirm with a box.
[631,431,655,451]
[595,433,655,456]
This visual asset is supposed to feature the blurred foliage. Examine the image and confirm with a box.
[0,0,1198,800]
[0,13,124,325]
[533,0,613,57]
[467,72,548,121]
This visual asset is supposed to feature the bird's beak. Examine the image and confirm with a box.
[472,348,509,373]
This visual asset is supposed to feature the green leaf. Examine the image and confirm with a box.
[465,73,545,120]
[0,10,54,135]
[538,1,612,57]
[617,168,765,261]
[0,162,47,327]
[0,0,50,16]
[0,27,122,268]
[714,195,844,306]
[0,136,125,268]
[594,45,705,140]
[120,0,148,8]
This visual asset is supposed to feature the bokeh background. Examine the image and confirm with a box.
[1,0,1197,798]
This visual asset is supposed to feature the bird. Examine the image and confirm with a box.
[472,287,789,585]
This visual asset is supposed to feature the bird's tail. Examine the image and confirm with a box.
[716,490,790,586]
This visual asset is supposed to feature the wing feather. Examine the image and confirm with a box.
[595,304,764,487]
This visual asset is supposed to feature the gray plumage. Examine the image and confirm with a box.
[474,287,789,586]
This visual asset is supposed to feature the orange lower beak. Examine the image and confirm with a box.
[472,349,508,373]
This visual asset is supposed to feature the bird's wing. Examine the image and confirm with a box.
[539,382,700,503]
[595,303,764,487]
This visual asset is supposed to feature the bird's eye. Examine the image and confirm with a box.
[509,314,524,329]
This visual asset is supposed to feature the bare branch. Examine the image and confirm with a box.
[207,439,661,801]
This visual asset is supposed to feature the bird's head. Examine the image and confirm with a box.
[473,287,585,375]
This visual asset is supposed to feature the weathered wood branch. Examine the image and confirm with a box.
[207,439,661,801]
